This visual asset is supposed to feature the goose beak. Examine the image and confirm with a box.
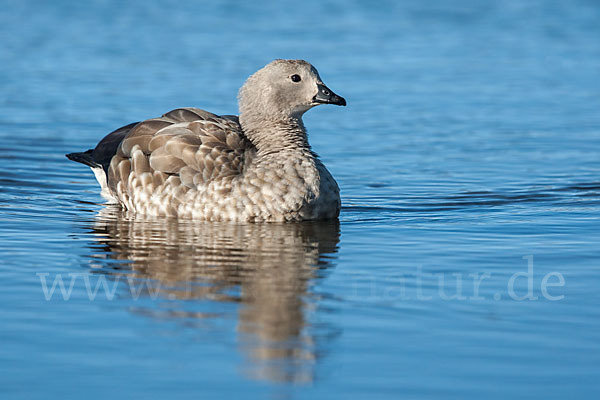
[313,84,346,106]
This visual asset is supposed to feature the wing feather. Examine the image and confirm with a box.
[106,108,255,199]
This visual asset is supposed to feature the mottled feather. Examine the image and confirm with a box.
[67,60,344,222]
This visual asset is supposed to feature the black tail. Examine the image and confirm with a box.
[66,121,139,173]
[66,150,100,168]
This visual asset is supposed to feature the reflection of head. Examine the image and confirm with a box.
[90,207,340,383]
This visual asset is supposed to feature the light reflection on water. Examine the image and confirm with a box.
[1,0,599,398]
[88,208,340,383]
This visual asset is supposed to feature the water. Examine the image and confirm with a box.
[1,0,599,398]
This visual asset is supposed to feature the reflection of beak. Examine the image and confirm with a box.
[313,84,346,106]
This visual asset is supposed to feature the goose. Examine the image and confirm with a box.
[66,59,346,222]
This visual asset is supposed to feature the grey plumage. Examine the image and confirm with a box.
[66,59,346,222]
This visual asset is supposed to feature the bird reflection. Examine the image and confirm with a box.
[86,206,340,383]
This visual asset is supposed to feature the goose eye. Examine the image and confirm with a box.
[290,74,301,83]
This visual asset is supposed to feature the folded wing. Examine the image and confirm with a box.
[106,108,255,208]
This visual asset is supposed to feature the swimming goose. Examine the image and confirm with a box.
[67,59,346,222]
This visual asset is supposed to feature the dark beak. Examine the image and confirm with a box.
[313,84,346,106]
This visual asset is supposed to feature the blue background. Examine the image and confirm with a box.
[1,0,599,398]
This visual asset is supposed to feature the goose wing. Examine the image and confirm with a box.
[105,107,255,197]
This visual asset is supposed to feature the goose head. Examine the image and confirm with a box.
[238,59,346,126]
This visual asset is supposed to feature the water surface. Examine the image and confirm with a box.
[1,0,599,398]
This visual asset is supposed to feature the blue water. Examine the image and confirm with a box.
[1,0,599,398]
